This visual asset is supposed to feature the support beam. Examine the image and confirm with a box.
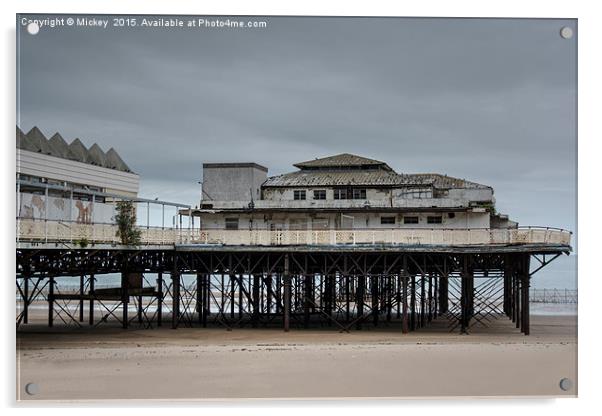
[196,273,203,326]
[439,271,448,315]
[157,273,163,327]
[89,274,95,326]
[253,274,260,328]
[460,255,473,334]
[371,274,379,327]
[401,266,409,334]
[304,273,311,329]
[420,274,426,328]
[521,254,531,335]
[121,271,129,329]
[202,273,209,328]
[23,276,29,324]
[356,275,365,330]
[283,254,291,332]
[171,271,180,329]
[79,274,85,322]
[48,275,55,328]
[410,274,416,331]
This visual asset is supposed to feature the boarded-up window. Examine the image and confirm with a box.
[289,219,307,230]
[225,217,239,230]
[313,190,326,200]
[312,218,329,230]
[427,216,443,224]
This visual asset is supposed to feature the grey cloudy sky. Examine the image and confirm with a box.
[17,16,577,287]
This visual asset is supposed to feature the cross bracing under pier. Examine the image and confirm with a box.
[16,244,570,335]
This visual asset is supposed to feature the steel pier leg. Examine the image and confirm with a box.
[171,271,180,329]
[283,254,291,332]
[89,274,95,326]
[48,276,55,328]
[157,273,163,327]
[402,270,409,334]
[23,277,29,324]
[79,274,85,322]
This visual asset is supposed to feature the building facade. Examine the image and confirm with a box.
[16,126,139,225]
[196,153,517,232]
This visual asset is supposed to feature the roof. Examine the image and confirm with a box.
[263,170,489,189]
[264,169,405,187]
[16,126,133,173]
[263,153,491,189]
[203,162,268,172]
[293,153,392,171]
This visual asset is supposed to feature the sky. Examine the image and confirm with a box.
[16,15,577,288]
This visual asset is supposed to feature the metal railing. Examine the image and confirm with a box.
[16,218,572,247]
[529,289,578,304]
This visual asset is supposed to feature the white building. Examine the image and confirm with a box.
[16,126,140,225]
[196,153,517,232]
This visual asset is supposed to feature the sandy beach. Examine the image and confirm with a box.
[15,313,577,401]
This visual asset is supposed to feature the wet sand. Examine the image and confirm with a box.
[16,314,577,401]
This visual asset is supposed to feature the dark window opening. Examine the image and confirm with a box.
[353,188,367,199]
[225,218,239,230]
[380,216,396,225]
[313,190,326,200]
[427,216,443,224]
[293,190,306,200]
[403,216,419,224]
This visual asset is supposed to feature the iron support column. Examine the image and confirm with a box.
[157,273,163,327]
[48,275,55,327]
[283,254,291,332]
[89,274,95,326]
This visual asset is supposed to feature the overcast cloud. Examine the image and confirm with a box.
[16,16,577,288]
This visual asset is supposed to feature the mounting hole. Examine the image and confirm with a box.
[25,382,39,395]
[26,22,40,35]
[559,378,573,391]
[560,26,573,39]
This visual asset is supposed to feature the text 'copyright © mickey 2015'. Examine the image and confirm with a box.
[20,16,269,32]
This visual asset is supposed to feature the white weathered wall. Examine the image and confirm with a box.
[198,210,490,230]
[202,165,267,203]
[17,149,140,196]
[17,149,139,197]
[448,188,493,203]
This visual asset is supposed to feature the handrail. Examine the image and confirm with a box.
[16,218,572,247]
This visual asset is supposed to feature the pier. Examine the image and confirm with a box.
[16,232,570,335]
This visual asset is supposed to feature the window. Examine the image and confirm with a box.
[403,216,419,224]
[352,188,367,199]
[225,218,239,230]
[380,216,396,225]
[313,190,326,200]
[399,187,433,199]
[333,188,348,200]
[427,216,443,224]
[293,190,306,200]
[334,188,366,200]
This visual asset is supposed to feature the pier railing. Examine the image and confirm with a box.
[529,288,578,304]
[16,218,571,247]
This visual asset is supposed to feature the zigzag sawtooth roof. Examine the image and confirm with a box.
[16,126,133,173]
